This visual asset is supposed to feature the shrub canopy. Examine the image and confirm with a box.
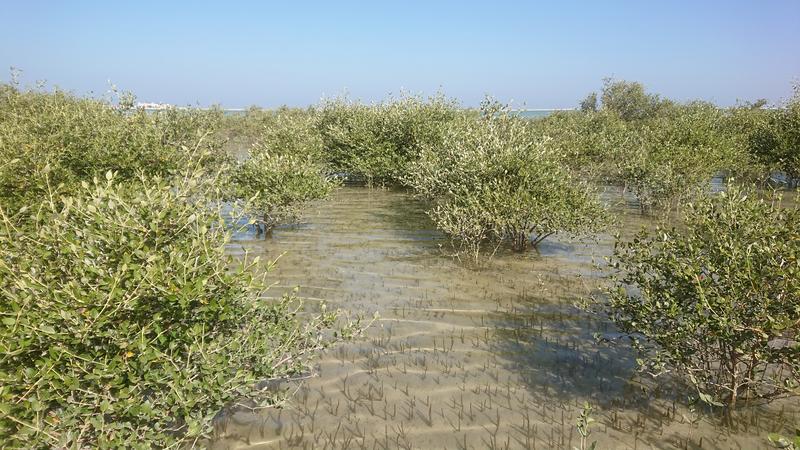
[0,170,363,447]
[0,86,227,211]
[606,185,800,408]
[407,108,607,256]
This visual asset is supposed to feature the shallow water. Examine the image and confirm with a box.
[214,186,798,449]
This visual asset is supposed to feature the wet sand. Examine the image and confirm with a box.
[214,186,798,449]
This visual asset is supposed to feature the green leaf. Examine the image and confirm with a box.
[698,392,723,407]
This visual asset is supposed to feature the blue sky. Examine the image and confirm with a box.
[1,1,798,108]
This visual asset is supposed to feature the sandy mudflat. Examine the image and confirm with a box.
[212,187,798,450]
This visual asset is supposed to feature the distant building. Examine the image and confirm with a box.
[136,102,175,110]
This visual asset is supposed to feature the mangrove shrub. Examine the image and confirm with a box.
[617,102,746,211]
[599,78,669,121]
[0,84,227,211]
[741,86,800,185]
[407,108,607,257]
[316,94,459,185]
[605,185,800,408]
[0,170,363,447]
[229,144,337,232]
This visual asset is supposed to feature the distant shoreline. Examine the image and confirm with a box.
[138,104,572,113]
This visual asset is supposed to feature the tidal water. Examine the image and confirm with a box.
[213,187,797,449]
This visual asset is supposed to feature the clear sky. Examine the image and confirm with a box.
[1,0,798,108]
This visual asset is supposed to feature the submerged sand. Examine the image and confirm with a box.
[213,187,798,450]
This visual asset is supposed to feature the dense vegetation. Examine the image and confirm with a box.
[0,84,362,447]
[228,123,337,233]
[536,80,765,212]
[0,85,228,212]
[220,95,608,253]
[315,94,460,185]
[221,80,799,243]
[563,81,800,411]
[736,85,800,185]
[603,185,799,413]
[405,103,607,257]
[1,76,798,446]
[0,171,367,447]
